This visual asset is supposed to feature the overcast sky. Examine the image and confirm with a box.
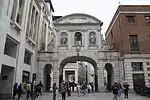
[51,0,150,35]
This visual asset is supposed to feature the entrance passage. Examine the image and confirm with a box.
[105,63,114,91]
[59,56,98,92]
[44,64,52,91]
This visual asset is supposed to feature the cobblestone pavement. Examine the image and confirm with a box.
[33,92,150,100]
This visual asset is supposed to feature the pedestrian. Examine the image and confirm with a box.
[112,81,119,100]
[37,81,43,96]
[117,82,122,100]
[53,83,57,100]
[61,82,67,100]
[18,84,22,100]
[104,82,107,92]
[76,83,81,96]
[13,82,18,100]
[26,81,31,100]
[87,83,91,93]
[91,82,94,93]
[81,82,86,95]
[123,81,129,99]
[72,81,75,92]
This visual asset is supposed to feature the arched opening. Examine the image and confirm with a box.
[75,32,82,45]
[59,56,98,92]
[44,64,52,91]
[104,63,114,91]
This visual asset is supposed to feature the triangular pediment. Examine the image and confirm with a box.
[54,13,103,25]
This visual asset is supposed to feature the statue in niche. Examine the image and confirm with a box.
[60,32,67,45]
[89,32,96,45]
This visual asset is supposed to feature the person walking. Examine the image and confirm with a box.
[13,82,18,100]
[123,81,129,99]
[18,84,22,100]
[53,83,57,100]
[26,81,31,100]
[37,81,43,96]
[112,81,119,100]
[91,82,94,93]
[87,83,91,93]
[117,82,122,100]
[61,82,67,100]
[76,83,81,97]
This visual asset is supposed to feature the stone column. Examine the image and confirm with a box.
[143,61,149,86]
[68,31,72,49]
[97,62,104,92]
[85,30,88,49]
[53,61,59,87]
[124,60,133,91]
[75,69,78,83]
[0,0,4,19]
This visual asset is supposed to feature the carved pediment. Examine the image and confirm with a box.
[54,13,103,25]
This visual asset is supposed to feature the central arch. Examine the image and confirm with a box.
[59,56,98,92]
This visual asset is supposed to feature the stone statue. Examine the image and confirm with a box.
[60,32,67,45]
[89,32,96,45]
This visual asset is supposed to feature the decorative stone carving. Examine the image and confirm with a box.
[47,32,55,50]
[60,32,67,45]
[40,42,45,51]
[89,32,96,46]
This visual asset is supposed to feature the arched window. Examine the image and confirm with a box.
[74,32,82,45]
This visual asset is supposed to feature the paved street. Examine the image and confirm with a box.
[33,92,150,100]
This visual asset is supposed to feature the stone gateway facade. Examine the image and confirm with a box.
[37,13,122,92]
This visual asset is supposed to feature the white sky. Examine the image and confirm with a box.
[51,0,150,35]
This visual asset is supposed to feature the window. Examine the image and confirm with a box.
[147,68,150,71]
[24,50,32,65]
[131,62,143,71]
[129,35,140,52]
[26,1,39,43]
[22,71,30,82]
[75,32,82,46]
[145,16,150,24]
[11,0,25,25]
[127,16,135,24]
[4,36,18,58]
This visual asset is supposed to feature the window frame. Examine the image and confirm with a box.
[145,16,150,24]
[26,0,40,43]
[127,16,135,24]
[129,35,140,53]
[11,0,25,26]
[131,62,143,71]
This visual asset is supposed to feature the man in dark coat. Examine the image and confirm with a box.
[123,81,129,99]
[53,83,57,100]
[112,81,119,100]
[61,82,67,100]
[13,82,18,100]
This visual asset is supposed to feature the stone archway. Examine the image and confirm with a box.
[104,63,114,91]
[44,64,52,91]
[59,56,98,92]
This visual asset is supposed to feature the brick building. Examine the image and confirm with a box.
[106,5,150,90]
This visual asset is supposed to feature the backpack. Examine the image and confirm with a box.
[26,84,31,92]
